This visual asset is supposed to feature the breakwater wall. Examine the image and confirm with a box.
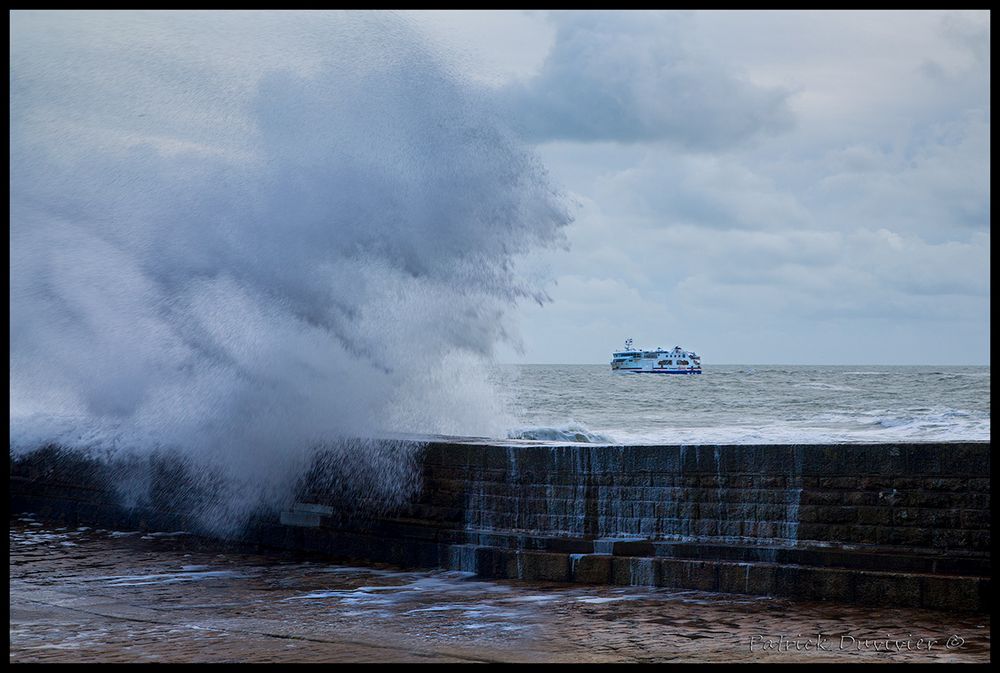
[9,441,991,612]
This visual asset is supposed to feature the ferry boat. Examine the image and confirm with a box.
[611,338,702,374]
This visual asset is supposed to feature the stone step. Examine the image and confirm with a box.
[457,545,990,613]
[370,519,990,577]
[652,540,991,577]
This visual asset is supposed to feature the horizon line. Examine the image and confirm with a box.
[493,362,991,367]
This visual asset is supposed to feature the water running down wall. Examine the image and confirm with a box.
[10,441,991,612]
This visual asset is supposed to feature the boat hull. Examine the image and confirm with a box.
[614,369,702,374]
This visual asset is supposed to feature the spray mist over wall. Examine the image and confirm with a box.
[9,11,571,529]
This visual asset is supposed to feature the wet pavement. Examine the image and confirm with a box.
[9,516,990,663]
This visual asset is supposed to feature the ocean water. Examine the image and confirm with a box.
[494,364,990,445]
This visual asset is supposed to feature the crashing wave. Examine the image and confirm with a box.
[507,424,613,443]
[10,11,571,530]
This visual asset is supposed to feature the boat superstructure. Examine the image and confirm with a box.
[611,338,702,374]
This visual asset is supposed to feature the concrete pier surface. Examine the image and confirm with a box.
[9,441,991,613]
[9,518,991,663]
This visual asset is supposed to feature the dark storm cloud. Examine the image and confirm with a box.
[499,11,794,149]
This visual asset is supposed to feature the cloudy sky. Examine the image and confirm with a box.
[11,10,990,370]
[408,10,990,365]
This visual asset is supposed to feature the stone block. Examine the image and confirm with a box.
[856,506,892,525]
[472,546,506,578]
[757,503,790,522]
[807,490,845,505]
[920,575,985,613]
[795,567,854,603]
[967,478,991,493]
[683,560,720,591]
[506,550,571,582]
[854,572,922,608]
[611,557,658,586]
[818,477,858,489]
[723,503,758,522]
[817,505,858,524]
[961,509,991,529]
[859,476,894,490]
[937,445,989,476]
[967,530,991,552]
[931,528,972,550]
[717,521,742,537]
[572,554,613,584]
[718,563,757,595]
[611,539,655,557]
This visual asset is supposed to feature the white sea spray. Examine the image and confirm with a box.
[9,11,571,531]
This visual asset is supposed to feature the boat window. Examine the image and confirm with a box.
[678,360,689,365]
[664,360,673,365]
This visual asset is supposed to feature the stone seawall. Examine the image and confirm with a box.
[9,441,991,612]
